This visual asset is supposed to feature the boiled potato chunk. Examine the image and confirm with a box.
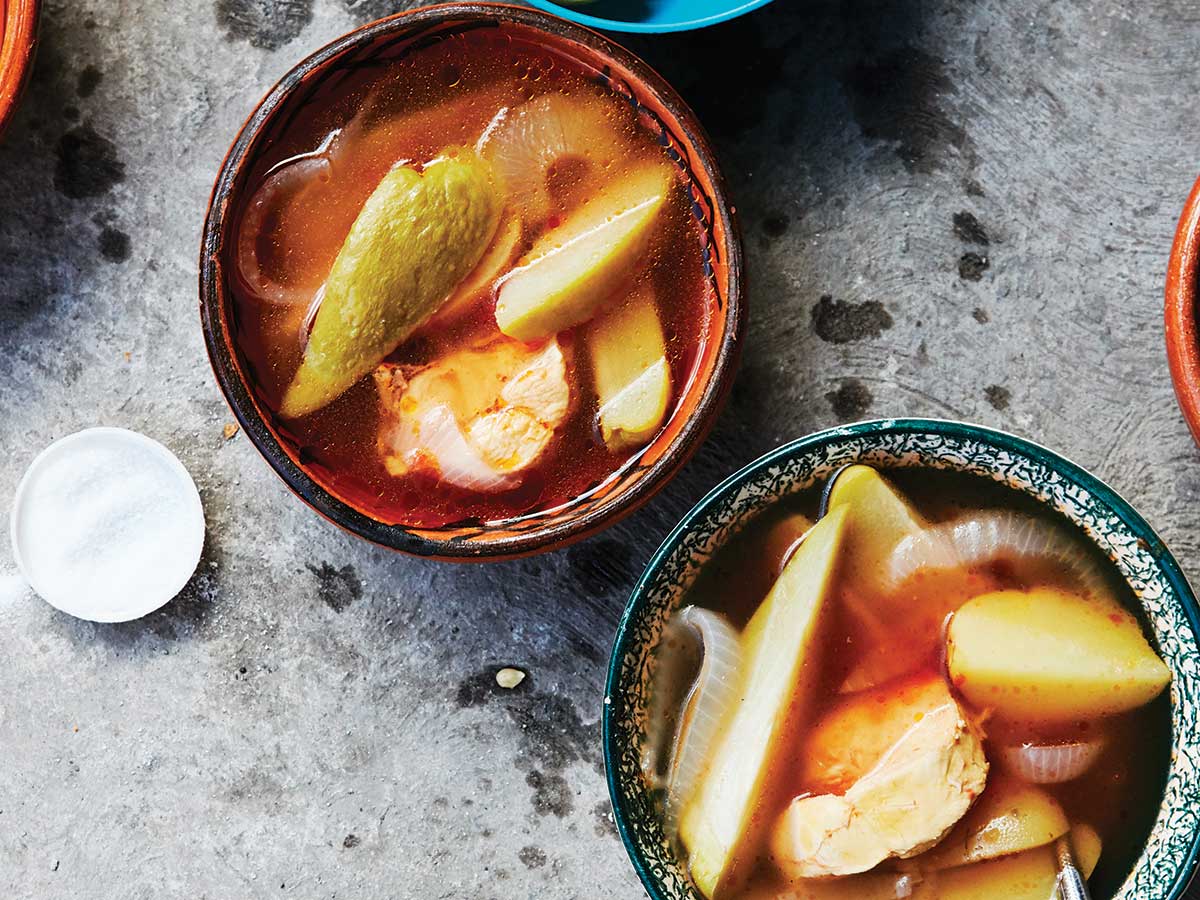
[282,152,501,418]
[739,871,921,900]
[587,283,671,451]
[797,672,957,794]
[823,466,930,691]
[920,824,1101,900]
[771,696,988,879]
[495,163,672,340]
[680,507,849,899]
[922,777,1069,870]
[947,588,1171,723]
[824,465,926,588]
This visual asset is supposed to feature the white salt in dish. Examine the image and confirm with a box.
[9,427,205,623]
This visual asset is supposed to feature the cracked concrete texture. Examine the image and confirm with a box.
[2,1,1200,897]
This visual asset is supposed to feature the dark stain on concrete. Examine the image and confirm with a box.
[307,562,361,613]
[984,384,1011,410]
[525,770,573,818]
[952,210,989,245]
[843,47,971,173]
[215,0,313,51]
[826,378,873,420]
[98,226,131,263]
[762,212,791,238]
[455,669,504,708]
[518,846,548,869]
[63,105,80,121]
[455,668,597,815]
[63,358,83,387]
[566,538,634,598]
[342,833,360,849]
[592,800,619,839]
[76,65,103,99]
[965,179,986,197]
[972,307,990,324]
[507,689,596,773]
[812,295,893,344]
[55,123,126,199]
[958,252,989,281]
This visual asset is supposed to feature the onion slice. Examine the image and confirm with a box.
[884,509,1111,600]
[477,94,626,226]
[641,606,743,838]
[235,137,336,306]
[997,739,1107,784]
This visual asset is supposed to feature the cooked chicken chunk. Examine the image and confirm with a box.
[374,337,571,492]
[771,690,987,879]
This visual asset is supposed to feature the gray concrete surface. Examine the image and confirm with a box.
[2,1,1199,897]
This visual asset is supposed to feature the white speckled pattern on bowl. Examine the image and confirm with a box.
[603,419,1200,900]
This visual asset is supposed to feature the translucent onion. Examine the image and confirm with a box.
[884,509,1111,599]
[997,739,1107,784]
[397,403,519,494]
[477,94,625,226]
[641,606,743,838]
[235,139,336,306]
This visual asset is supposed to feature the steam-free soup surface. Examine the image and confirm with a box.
[229,25,712,527]
[645,467,1170,900]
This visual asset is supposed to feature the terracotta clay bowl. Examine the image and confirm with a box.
[605,419,1200,900]
[0,0,39,138]
[199,3,744,561]
[1166,174,1200,447]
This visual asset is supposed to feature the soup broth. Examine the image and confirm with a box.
[227,25,713,528]
[646,466,1171,900]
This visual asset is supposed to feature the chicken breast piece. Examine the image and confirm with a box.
[771,693,987,879]
[798,673,955,795]
[374,337,571,492]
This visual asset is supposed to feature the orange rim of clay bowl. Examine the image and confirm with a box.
[1166,173,1200,448]
[0,0,39,138]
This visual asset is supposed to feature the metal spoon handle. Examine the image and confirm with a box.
[1056,836,1093,900]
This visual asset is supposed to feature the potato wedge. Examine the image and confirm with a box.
[947,588,1171,723]
[824,465,926,592]
[918,824,1101,900]
[738,870,921,900]
[922,777,1069,870]
[823,466,933,691]
[495,163,671,340]
[587,283,671,452]
[680,507,849,899]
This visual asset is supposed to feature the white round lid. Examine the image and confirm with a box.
[10,427,206,623]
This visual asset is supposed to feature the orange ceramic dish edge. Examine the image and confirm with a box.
[0,0,38,139]
[1165,173,1200,448]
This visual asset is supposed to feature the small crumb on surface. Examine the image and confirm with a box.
[496,667,526,689]
[223,423,239,441]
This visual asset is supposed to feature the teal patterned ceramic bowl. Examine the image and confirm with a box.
[603,418,1200,900]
